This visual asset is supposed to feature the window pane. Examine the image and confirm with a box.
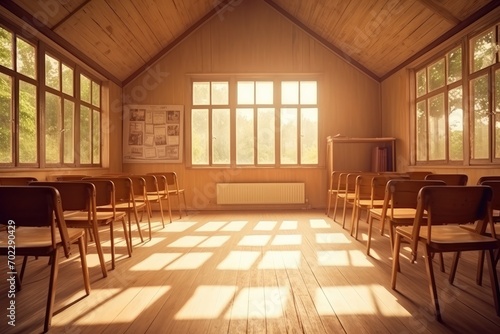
[257,107,275,164]
[495,69,500,159]
[282,81,299,104]
[0,73,12,163]
[470,75,489,159]
[471,29,496,73]
[19,80,37,163]
[428,59,445,92]
[301,108,318,164]
[92,81,100,107]
[300,81,317,105]
[237,81,254,105]
[191,109,209,164]
[0,27,13,69]
[280,108,297,164]
[45,54,60,90]
[16,38,36,79]
[62,64,73,96]
[193,82,210,105]
[212,108,230,164]
[212,82,228,105]
[256,81,273,104]
[236,108,254,164]
[416,100,427,161]
[80,105,92,164]
[63,100,74,164]
[416,69,426,97]
[428,94,445,160]
[45,92,61,164]
[447,47,462,84]
[93,110,100,163]
[448,87,463,161]
[80,74,91,103]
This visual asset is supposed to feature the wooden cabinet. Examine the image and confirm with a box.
[326,136,396,176]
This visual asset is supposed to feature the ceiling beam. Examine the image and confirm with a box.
[263,0,380,82]
[0,0,122,86]
[123,0,235,86]
[382,0,500,81]
[417,0,460,24]
[51,0,92,31]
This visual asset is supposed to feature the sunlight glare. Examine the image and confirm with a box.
[271,234,302,246]
[175,285,235,319]
[279,220,298,230]
[130,253,182,271]
[317,250,374,267]
[310,219,331,229]
[221,220,248,231]
[254,220,277,231]
[217,250,260,270]
[198,235,231,247]
[195,221,228,232]
[258,251,301,269]
[315,233,351,244]
[165,252,213,270]
[238,235,271,246]
[167,235,208,247]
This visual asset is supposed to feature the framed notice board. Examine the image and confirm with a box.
[123,104,184,163]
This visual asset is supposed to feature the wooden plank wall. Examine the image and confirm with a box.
[121,0,382,210]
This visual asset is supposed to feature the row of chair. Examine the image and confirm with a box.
[0,172,187,332]
[325,171,500,321]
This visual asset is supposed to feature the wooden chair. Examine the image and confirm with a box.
[135,174,167,227]
[149,172,187,218]
[335,172,365,228]
[30,181,108,278]
[0,186,90,332]
[0,176,37,185]
[450,180,500,286]
[425,173,468,185]
[326,171,341,216]
[85,177,146,248]
[151,174,173,224]
[128,176,152,240]
[351,174,409,240]
[391,185,500,321]
[366,179,445,256]
[478,175,500,184]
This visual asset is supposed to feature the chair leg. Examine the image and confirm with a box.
[77,236,91,295]
[91,224,107,278]
[332,195,340,223]
[164,196,173,224]
[44,251,60,333]
[132,206,144,243]
[180,192,187,217]
[157,198,165,228]
[110,223,115,270]
[476,250,485,286]
[121,217,132,257]
[449,251,461,284]
[424,247,441,322]
[486,249,500,316]
[366,214,374,256]
[326,191,332,216]
[390,232,402,289]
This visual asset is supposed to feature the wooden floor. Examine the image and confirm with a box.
[1,209,500,334]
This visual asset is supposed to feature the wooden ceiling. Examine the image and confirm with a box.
[2,0,498,85]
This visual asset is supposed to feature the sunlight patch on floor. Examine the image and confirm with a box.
[271,234,302,245]
[315,233,351,244]
[310,219,331,228]
[217,250,261,270]
[221,220,248,231]
[258,251,301,269]
[162,222,198,232]
[198,235,231,247]
[195,221,228,232]
[165,252,213,270]
[130,253,182,271]
[279,220,298,230]
[238,235,272,246]
[175,285,236,319]
[255,220,278,231]
[317,250,374,267]
[167,235,208,247]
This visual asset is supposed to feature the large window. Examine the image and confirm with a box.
[414,22,500,165]
[0,24,102,168]
[191,77,318,167]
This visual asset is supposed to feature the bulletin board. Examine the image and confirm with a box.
[123,104,184,163]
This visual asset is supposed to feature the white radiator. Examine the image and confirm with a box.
[216,183,305,204]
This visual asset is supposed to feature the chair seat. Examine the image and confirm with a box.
[357,199,384,208]
[0,226,85,250]
[64,210,126,225]
[396,225,499,251]
[338,193,356,200]
[369,207,417,219]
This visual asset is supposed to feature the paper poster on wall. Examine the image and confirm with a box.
[123,104,184,163]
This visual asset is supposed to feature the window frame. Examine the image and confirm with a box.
[188,75,320,168]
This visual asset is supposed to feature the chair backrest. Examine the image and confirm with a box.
[385,179,445,210]
[480,180,500,212]
[0,186,71,256]
[30,181,95,212]
[425,173,468,185]
[128,175,147,197]
[354,174,375,201]
[53,174,87,181]
[407,171,433,180]
[411,186,493,252]
[84,177,133,206]
[371,175,409,202]
[0,176,38,185]
[477,175,500,184]
[139,174,160,193]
